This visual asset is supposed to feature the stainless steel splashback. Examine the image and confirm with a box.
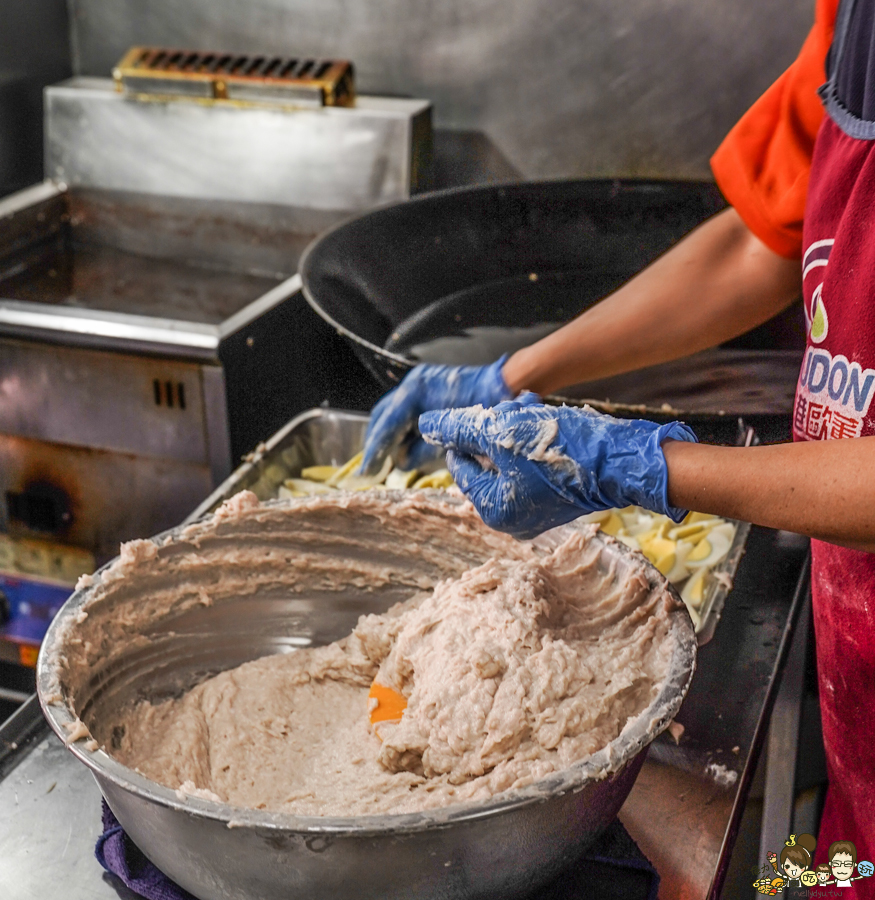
[65,0,812,183]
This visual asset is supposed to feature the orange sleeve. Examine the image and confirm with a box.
[710,0,839,259]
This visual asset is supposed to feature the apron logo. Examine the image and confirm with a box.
[799,350,875,413]
[794,350,875,440]
[810,283,828,343]
[802,239,834,344]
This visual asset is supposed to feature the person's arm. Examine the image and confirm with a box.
[502,0,837,397]
[420,398,875,552]
[502,206,802,396]
[664,437,875,552]
[360,206,799,473]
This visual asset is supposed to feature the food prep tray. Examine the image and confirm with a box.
[187,408,752,644]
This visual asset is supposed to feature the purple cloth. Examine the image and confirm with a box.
[536,817,660,900]
[95,802,196,900]
[96,800,658,900]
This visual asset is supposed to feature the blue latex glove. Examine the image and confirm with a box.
[360,356,514,474]
[419,394,698,539]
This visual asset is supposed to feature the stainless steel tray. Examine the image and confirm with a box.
[186,408,370,523]
[187,408,751,644]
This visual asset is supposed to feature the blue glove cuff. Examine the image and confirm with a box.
[651,421,698,523]
[556,412,698,524]
[480,354,515,405]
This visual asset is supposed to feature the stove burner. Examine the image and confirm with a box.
[6,482,72,536]
[113,46,355,108]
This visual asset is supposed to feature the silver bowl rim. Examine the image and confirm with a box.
[37,492,696,837]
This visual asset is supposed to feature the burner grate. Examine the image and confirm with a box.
[113,46,355,108]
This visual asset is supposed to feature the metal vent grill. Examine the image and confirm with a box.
[113,47,355,109]
[152,379,187,410]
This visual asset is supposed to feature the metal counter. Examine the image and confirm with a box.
[619,527,810,899]
[0,522,809,900]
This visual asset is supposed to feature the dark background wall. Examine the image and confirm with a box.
[2,0,815,193]
[0,0,71,195]
[64,0,815,187]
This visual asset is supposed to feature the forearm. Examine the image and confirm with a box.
[502,207,801,396]
[663,437,875,552]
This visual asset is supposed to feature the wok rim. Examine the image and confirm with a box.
[297,177,775,418]
[297,176,723,379]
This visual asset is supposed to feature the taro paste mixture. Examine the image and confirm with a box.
[54,492,679,816]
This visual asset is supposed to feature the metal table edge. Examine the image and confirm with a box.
[0,693,49,780]
[707,549,811,899]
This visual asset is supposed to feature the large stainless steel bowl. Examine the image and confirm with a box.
[37,492,696,900]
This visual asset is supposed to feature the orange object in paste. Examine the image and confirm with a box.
[368,682,407,725]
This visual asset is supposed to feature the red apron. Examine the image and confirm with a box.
[796,110,875,860]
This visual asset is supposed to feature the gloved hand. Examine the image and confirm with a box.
[419,394,697,539]
[360,356,514,475]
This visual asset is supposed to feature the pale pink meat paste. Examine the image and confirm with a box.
[51,492,679,816]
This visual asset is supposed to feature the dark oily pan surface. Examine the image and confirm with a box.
[0,242,283,324]
[300,178,804,414]
[0,188,349,324]
[302,179,726,352]
[553,348,802,416]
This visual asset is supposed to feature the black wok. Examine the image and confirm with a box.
[299,179,803,421]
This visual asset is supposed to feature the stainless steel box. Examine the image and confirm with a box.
[0,72,432,566]
[45,78,432,210]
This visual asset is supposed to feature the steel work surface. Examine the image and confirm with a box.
[0,525,808,900]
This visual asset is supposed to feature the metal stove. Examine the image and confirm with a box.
[0,57,431,667]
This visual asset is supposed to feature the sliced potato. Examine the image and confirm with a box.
[337,455,393,490]
[385,468,420,490]
[333,479,377,491]
[625,520,656,539]
[300,465,340,482]
[640,535,675,562]
[599,512,626,536]
[654,550,676,577]
[667,519,721,542]
[620,509,645,531]
[665,539,694,583]
[412,469,454,489]
[576,510,613,525]
[687,511,721,525]
[326,451,365,487]
[686,527,734,569]
[710,522,738,542]
[282,478,337,495]
[681,567,709,609]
